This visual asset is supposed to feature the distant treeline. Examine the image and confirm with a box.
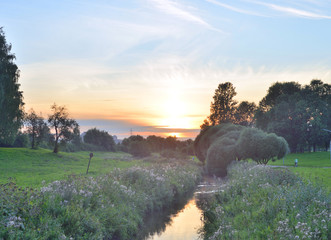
[118,134,194,158]
[201,80,330,153]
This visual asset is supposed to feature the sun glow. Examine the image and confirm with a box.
[160,87,195,129]
[167,132,181,138]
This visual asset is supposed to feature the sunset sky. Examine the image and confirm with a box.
[1,0,331,139]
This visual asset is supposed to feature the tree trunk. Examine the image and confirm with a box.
[31,129,35,149]
[53,136,59,153]
[53,126,59,153]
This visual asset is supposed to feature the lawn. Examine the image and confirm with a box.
[0,148,145,187]
[269,151,331,192]
[269,151,331,167]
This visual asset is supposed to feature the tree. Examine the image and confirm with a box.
[256,81,330,152]
[209,82,237,125]
[206,130,242,176]
[121,135,144,152]
[0,27,24,146]
[236,128,289,164]
[234,101,257,126]
[83,128,115,151]
[48,104,79,153]
[194,123,244,163]
[146,135,165,152]
[128,140,151,157]
[25,109,50,149]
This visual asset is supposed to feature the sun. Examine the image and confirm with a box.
[160,89,194,129]
[167,132,181,138]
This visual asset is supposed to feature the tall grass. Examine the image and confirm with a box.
[201,162,330,240]
[0,163,201,239]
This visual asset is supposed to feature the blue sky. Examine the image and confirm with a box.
[1,0,331,139]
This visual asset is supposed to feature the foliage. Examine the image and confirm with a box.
[120,135,193,158]
[0,27,24,146]
[48,104,80,153]
[206,130,241,176]
[83,128,115,152]
[195,123,289,175]
[120,135,144,152]
[146,135,164,152]
[128,140,151,157]
[0,163,201,239]
[236,127,289,164]
[234,101,257,126]
[255,80,330,153]
[194,123,244,163]
[201,162,330,239]
[12,132,30,148]
[25,109,50,149]
[209,82,238,125]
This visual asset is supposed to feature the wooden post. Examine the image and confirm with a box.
[86,152,93,174]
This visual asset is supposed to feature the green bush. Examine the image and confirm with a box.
[236,128,289,164]
[206,130,241,176]
[194,123,243,163]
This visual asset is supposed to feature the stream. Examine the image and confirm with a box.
[141,177,222,240]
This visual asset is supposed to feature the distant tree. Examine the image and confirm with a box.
[48,104,79,153]
[259,81,301,110]
[209,82,238,125]
[234,101,257,126]
[200,118,211,130]
[146,135,165,152]
[13,132,30,148]
[121,135,144,152]
[164,136,178,150]
[25,109,50,149]
[84,128,115,151]
[256,81,330,152]
[129,140,151,157]
[0,27,24,146]
[304,80,331,151]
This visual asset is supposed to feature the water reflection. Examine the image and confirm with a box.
[146,199,202,240]
[140,177,223,240]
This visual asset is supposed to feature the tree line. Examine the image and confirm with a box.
[201,81,331,153]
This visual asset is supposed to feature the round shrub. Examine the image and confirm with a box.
[206,131,240,177]
[194,123,244,163]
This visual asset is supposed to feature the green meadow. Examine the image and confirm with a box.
[0,148,145,188]
[268,151,331,191]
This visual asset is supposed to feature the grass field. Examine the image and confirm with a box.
[269,151,331,192]
[0,148,146,187]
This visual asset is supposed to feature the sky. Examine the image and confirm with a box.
[1,0,331,139]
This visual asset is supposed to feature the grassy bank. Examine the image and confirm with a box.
[269,152,330,167]
[1,159,201,239]
[201,162,330,240]
[268,152,331,191]
[0,148,142,187]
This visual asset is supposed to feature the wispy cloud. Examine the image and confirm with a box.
[205,0,264,17]
[147,0,223,32]
[251,1,331,19]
